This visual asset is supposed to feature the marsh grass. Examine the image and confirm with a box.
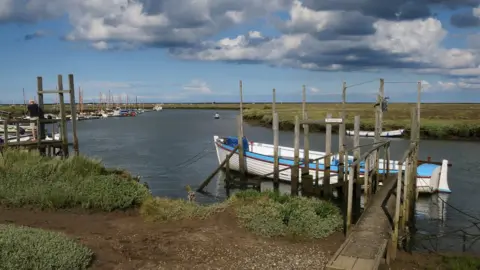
[0,224,93,270]
[141,189,342,239]
[441,255,480,270]
[0,150,150,211]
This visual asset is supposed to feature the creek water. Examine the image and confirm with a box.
[67,109,479,253]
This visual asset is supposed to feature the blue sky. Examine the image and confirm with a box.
[0,0,479,104]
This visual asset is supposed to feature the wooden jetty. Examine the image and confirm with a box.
[0,74,79,157]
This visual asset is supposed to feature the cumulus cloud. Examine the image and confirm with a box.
[183,80,213,94]
[450,5,480,28]
[1,0,479,81]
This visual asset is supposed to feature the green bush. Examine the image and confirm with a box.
[0,224,93,270]
[231,190,343,238]
[0,150,151,211]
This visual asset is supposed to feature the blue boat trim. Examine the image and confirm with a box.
[218,137,439,178]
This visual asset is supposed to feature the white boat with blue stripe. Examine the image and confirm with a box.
[213,135,451,194]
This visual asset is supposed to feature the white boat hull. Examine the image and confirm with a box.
[346,129,405,138]
[213,135,451,194]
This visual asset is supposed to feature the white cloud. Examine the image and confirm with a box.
[1,0,479,81]
[182,79,213,94]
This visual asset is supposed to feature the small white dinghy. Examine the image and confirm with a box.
[346,129,405,138]
[214,113,220,119]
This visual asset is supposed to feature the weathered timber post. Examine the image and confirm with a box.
[57,75,69,157]
[237,114,246,183]
[338,81,347,198]
[324,113,332,198]
[272,112,280,191]
[291,115,300,196]
[406,107,419,251]
[302,85,310,176]
[353,115,361,222]
[68,74,79,156]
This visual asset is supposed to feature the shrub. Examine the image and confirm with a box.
[0,224,93,270]
[0,150,151,211]
[231,190,342,238]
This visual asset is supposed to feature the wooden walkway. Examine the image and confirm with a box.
[326,174,397,270]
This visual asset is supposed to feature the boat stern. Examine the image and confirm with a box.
[438,159,451,193]
[213,135,222,164]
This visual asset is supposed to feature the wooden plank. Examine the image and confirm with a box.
[325,118,343,123]
[353,258,375,269]
[57,75,69,157]
[329,256,357,270]
[38,90,70,94]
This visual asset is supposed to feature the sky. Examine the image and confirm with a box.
[0,0,479,104]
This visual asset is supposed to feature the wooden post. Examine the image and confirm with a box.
[346,164,354,235]
[324,113,332,198]
[364,152,370,206]
[373,79,383,193]
[302,85,310,176]
[407,107,419,250]
[338,82,347,187]
[273,112,280,191]
[69,74,79,156]
[291,116,300,196]
[390,165,404,261]
[237,114,246,182]
[353,115,361,222]
[3,119,8,147]
[15,122,20,143]
[401,157,410,233]
[57,75,69,157]
[417,81,421,138]
[272,88,276,118]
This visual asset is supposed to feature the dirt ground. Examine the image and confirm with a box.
[0,207,465,270]
[0,207,346,270]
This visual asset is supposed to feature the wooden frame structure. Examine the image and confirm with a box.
[0,74,79,157]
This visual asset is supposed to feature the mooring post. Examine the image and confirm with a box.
[407,107,419,251]
[68,74,79,156]
[346,161,354,235]
[237,114,246,182]
[353,115,361,222]
[291,115,300,196]
[302,85,310,177]
[57,75,69,157]
[324,113,332,198]
[337,82,347,200]
[2,119,8,148]
[390,160,404,262]
[272,112,280,191]
[364,153,370,206]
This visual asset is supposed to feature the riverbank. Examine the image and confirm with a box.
[0,150,478,269]
[160,103,480,140]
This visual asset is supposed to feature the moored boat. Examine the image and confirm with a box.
[346,129,405,138]
[213,135,451,194]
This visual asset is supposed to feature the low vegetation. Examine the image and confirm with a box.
[0,224,93,270]
[441,255,480,270]
[0,150,150,211]
[141,189,343,239]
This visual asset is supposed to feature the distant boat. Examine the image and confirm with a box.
[214,113,220,119]
[346,129,405,138]
[153,104,163,111]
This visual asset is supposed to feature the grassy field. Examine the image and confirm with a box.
[163,103,480,139]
